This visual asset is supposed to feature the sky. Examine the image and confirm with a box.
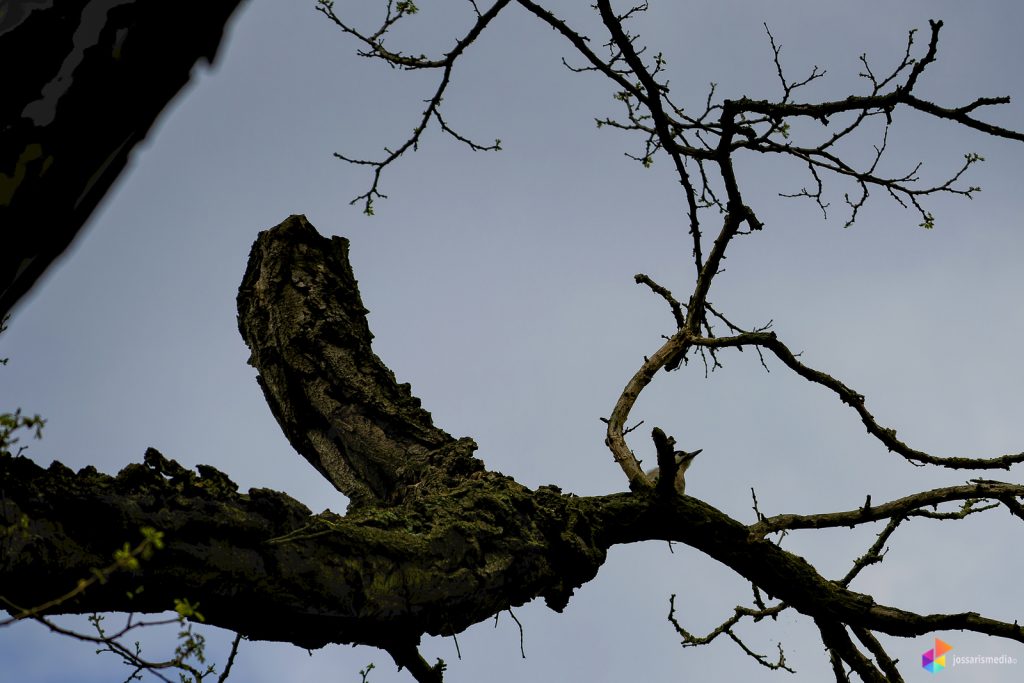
[3,1,1024,681]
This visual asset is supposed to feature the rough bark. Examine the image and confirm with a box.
[236,215,483,508]
[0,447,606,651]
[0,0,247,320]
[3,215,1019,680]
[1,445,1002,652]
[0,214,612,654]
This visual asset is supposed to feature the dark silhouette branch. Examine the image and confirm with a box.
[317,0,510,214]
[699,331,1024,469]
[0,0,248,321]
[4,4,1024,680]
[750,481,1022,536]
[237,215,482,507]
[7,216,1024,683]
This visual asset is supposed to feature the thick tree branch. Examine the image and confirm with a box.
[5,216,1024,682]
[4,446,1020,655]
[237,215,483,507]
[0,447,606,651]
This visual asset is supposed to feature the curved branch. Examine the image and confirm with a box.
[595,490,1024,644]
[699,331,1024,469]
[604,330,690,489]
[668,594,793,673]
[237,215,482,507]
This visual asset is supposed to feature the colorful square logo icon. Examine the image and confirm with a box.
[922,638,953,673]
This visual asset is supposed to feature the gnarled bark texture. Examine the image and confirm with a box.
[0,0,247,320]
[1,215,613,661]
[2,215,1001,681]
[0,446,607,652]
[236,216,483,508]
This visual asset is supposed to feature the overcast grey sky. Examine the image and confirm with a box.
[3,2,1024,681]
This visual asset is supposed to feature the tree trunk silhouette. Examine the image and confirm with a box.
[0,0,246,320]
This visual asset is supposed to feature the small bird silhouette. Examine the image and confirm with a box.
[646,449,702,495]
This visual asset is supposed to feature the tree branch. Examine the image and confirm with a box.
[237,215,482,507]
[0,0,248,320]
[698,331,1024,469]
[0,447,606,651]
